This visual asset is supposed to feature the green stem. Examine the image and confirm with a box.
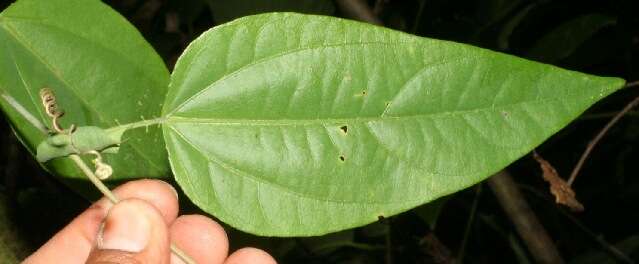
[70,154,118,203]
[69,154,195,264]
[106,117,165,134]
[170,244,194,264]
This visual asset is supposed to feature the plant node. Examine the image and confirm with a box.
[38,87,195,263]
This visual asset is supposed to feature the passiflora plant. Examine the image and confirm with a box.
[0,0,626,238]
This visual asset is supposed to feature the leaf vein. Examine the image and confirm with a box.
[167,41,413,116]
[167,125,416,206]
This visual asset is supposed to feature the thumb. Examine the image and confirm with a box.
[86,199,170,264]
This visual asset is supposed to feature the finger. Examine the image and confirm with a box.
[23,200,105,264]
[24,179,179,263]
[169,215,229,264]
[95,179,180,224]
[86,199,170,264]
[224,248,277,264]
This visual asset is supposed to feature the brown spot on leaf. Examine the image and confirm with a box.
[533,152,584,211]
[339,125,348,134]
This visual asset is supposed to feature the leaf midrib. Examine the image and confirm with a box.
[164,95,557,126]
[167,96,572,205]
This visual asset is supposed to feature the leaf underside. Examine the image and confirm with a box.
[0,0,169,180]
[162,13,625,236]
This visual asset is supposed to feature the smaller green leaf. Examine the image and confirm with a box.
[36,126,122,162]
[476,0,521,29]
[0,0,170,180]
[205,0,334,23]
[526,14,616,63]
[497,3,537,50]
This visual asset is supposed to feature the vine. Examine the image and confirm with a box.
[38,88,194,264]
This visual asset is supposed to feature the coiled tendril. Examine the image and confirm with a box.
[39,88,75,133]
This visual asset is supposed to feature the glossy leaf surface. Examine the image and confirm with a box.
[0,0,169,179]
[162,13,625,236]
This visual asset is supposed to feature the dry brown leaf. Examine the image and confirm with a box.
[532,152,584,212]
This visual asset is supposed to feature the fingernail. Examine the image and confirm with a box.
[99,200,152,252]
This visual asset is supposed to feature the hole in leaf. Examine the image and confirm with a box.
[339,125,348,134]
[339,155,345,162]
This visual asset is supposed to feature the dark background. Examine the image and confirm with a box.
[1,0,638,263]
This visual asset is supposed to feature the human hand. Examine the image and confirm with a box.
[23,179,277,264]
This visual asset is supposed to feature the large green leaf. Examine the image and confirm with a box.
[162,13,624,236]
[0,0,169,180]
